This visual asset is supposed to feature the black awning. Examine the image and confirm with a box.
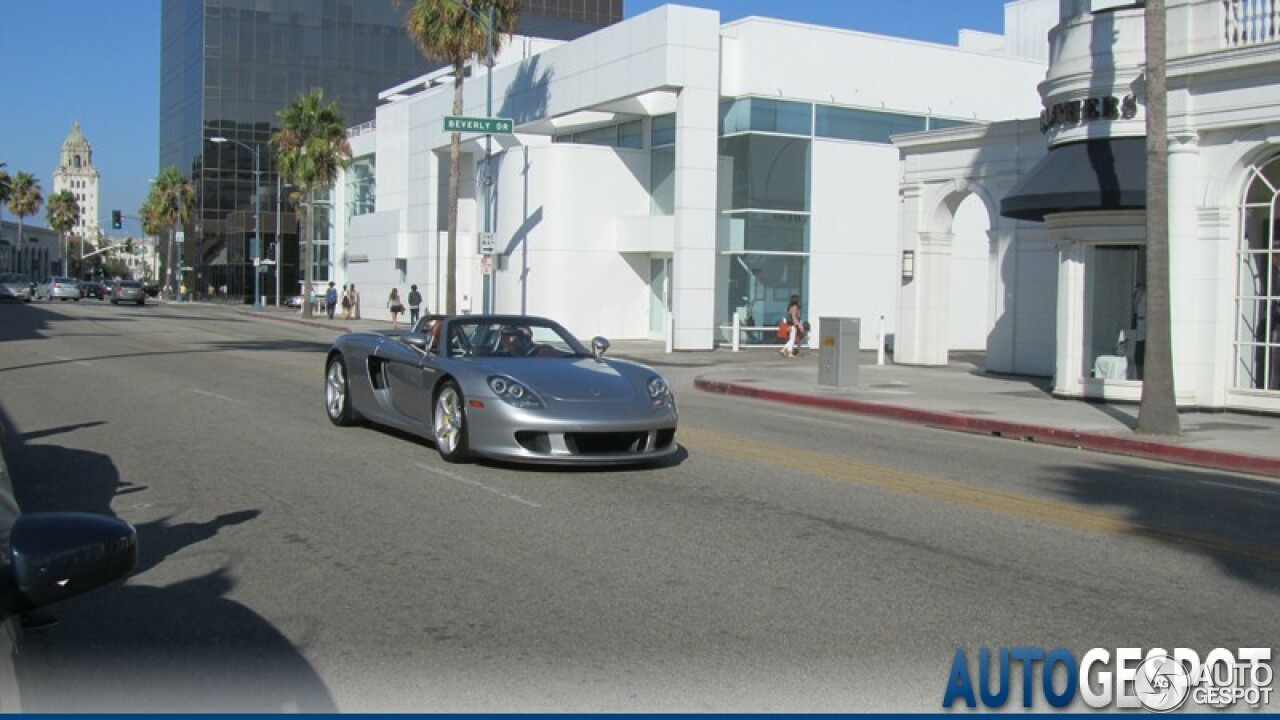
[1000,138,1146,222]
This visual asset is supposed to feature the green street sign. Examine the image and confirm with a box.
[444,115,514,134]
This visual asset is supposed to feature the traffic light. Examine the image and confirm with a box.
[111,210,122,229]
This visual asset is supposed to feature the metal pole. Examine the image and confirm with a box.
[275,173,282,307]
[253,144,262,310]
[483,4,494,314]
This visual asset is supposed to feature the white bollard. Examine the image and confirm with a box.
[665,310,674,354]
[877,315,886,366]
[732,312,741,353]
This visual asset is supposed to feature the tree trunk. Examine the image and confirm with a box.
[302,195,314,319]
[446,59,466,316]
[1137,0,1180,435]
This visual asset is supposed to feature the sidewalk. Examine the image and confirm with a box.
[238,305,1280,480]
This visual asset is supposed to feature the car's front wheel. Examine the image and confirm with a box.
[325,354,357,426]
[432,381,470,463]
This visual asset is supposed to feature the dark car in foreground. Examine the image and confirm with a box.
[109,280,147,306]
[0,450,138,710]
[324,315,678,465]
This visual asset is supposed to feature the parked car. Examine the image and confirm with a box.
[284,294,304,308]
[142,283,161,298]
[0,273,34,302]
[79,280,109,300]
[324,314,679,465]
[109,280,147,306]
[0,447,137,710]
[35,276,80,302]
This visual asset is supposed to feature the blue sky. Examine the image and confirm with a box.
[0,1,1009,238]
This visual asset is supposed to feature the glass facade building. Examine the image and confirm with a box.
[160,0,620,302]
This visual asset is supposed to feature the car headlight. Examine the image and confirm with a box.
[487,375,544,409]
[647,376,673,407]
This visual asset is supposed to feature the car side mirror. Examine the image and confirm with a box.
[591,336,610,359]
[1,512,137,616]
[402,332,432,353]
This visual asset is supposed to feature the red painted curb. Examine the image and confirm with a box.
[694,378,1280,479]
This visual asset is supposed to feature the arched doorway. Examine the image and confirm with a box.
[948,193,993,351]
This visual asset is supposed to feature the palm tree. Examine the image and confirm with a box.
[1137,0,1180,435]
[399,0,520,314]
[273,88,351,319]
[144,167,195,299]
[0,166,11,241]
[7,171,43,271]
[46,190,81,278]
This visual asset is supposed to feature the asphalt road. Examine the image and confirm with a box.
[1,300,1277,712]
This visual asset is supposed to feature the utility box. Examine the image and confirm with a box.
[818,317,861,387]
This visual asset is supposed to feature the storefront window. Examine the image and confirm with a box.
[719,134,810,211]
[1235,156,1280,391]
[346,157,376,218]
[1084,245,1145,380]
[726,252,808,331]
[720,97,812,136]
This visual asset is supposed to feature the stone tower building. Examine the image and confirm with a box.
[53,121,100,240]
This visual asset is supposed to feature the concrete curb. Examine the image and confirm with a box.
[694,377,1280,480]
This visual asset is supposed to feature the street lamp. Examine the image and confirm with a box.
[211,136,263,310]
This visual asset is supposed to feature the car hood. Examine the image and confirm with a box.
[475,358,642,401]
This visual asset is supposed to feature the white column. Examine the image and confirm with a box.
[670,84,719,351]
[1054,239,1086,396]
[1166,132,1205,402]
[894,183,929,364]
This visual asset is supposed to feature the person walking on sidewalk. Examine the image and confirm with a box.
[781,294,805,358]
[348,284,361,319]
[325,281,338,319]
[387,287,404,329]
[408,284,423,326]
[341,283,352,319]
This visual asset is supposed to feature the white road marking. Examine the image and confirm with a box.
[188,388,241,404]
[52,355,92,366]
[415,462,544,508]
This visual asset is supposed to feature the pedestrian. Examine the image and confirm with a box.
[325,281,338,319]
[388,287,404,329]
[341,283,352,319]
[408,284,423,325]
[781,293,805,358]
[349,283,361,319]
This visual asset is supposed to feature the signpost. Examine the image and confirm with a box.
[479,231,495,256]
[444,116,513,134]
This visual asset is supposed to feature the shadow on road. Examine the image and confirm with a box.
[0,403,336,712]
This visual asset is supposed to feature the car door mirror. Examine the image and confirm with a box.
[2,512,137,615]
[591,336,610,359]
[402,332,432,353]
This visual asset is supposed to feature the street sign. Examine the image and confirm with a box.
[444,116,513,134]
[480,256,493,276]
[479,231,495,255]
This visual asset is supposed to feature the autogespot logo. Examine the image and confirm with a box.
[942,646,1273,711]
[1134,652,1191,712]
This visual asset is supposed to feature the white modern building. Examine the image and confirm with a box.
[52,121,101,241]
[895,0,1280,414]
[331,2,1055,351]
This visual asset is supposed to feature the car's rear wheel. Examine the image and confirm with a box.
[433,381,470,463]
[325,354,357,426]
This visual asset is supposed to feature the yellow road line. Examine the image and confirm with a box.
[678,425,1280,565]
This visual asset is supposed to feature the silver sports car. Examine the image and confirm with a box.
[323,315,678,465]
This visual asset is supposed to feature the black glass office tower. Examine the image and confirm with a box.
[160,0,621,303]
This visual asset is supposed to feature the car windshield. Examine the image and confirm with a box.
[443,318,591,359]
[119,281,141,288]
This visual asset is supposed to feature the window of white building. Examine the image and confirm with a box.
[1236,155,1280,391]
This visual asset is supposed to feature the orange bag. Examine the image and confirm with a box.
[777,320,790,340]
